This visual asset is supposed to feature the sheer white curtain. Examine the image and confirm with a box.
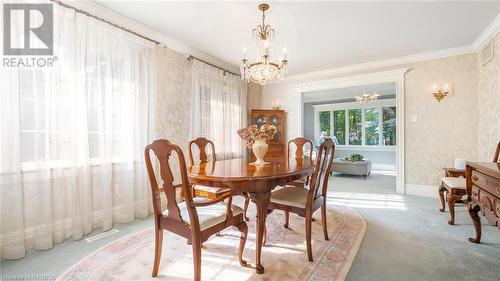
[190,61,247,160]
[0,4,155,259]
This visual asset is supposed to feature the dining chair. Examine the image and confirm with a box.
[145,139,248,280]
[285,137,314,188]
[189,137,250,221]
[266,138,335,262]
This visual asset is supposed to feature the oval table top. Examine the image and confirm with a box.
[187,157,314,182]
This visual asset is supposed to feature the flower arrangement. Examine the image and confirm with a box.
[238,124,277,148]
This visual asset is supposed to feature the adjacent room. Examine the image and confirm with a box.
[1,1,499,281]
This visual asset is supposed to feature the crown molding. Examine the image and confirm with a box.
[472,13,500,51]
[283,45,474,83]
[281,12,500,84]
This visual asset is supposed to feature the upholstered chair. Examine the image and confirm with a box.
[266,138,335,261]
[439,141,500,225]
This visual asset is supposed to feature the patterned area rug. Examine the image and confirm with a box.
[57,205,366,281]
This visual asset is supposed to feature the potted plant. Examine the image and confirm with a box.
[343,153,364,161]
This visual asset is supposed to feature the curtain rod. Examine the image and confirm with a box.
[50,0,160,45]
[187,55,240,77]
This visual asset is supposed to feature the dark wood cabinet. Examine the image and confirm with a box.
[466,162,500,243]
[250,109,286,158]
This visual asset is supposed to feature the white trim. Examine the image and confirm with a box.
[312,99,396,111]
[283,46,473,83]
[405,184,438,198]
[472,13,500,51]
[294,68,410,93]
[293,68,408,194]
[372,164,396,171]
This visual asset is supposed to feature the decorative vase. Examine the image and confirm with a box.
[251,138,269,166]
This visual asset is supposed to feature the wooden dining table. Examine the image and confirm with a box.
[187,156,315,274]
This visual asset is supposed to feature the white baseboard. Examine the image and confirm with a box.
[372,164,396,171]
[405,184,438,198]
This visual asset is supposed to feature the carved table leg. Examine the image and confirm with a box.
[249,192,271,274]
[468,202,482,243]
[438,184,446,212]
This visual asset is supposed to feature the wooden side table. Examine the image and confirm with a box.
[443,167,466,178]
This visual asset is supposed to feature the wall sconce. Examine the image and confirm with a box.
[432,84,450,102]
[272,100,281,110]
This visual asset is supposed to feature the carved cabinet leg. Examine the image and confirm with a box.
[448,194,457,225]
[468,202,482,244]
[249,192,271,274]
[438,185,446,212]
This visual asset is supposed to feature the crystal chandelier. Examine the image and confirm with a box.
[240,3,288,85]
[355,91,380,103]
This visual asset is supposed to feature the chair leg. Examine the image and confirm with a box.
[448,194,457,225]
[243,193,250,221]
[235,221,248,267]
[152,228,163,277]
[438,184,446,212]
[305,214,313,262]
[321,204,329,241]
[192,238,202,281]
[284,211,289,228]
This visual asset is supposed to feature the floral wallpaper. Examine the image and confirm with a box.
[154,46,192,152]
[478,33,500,162]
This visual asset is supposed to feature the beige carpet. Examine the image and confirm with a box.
[57,205,366,281]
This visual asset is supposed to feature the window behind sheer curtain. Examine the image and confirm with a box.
[190,61,247,160]
[0,3,155,260]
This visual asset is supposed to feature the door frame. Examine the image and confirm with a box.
[290,68,409,194]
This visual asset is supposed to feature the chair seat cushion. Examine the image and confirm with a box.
[284,177,307,188]
[194,185,231,194]
[270,186,309,208]
[441,177,466,189]
[163,202,243,231]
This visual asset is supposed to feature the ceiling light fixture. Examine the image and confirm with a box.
[240,3,288,85]
[355,91,380,103]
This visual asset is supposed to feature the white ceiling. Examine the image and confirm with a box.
[95,1,500,75]
[303,82,395,103]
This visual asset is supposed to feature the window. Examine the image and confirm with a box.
[333,110,346,145]
[319,111,331,136]
[383,106,397,146]
[348,109,362,145]
[364,108,380,145]
[315,101,396,148]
